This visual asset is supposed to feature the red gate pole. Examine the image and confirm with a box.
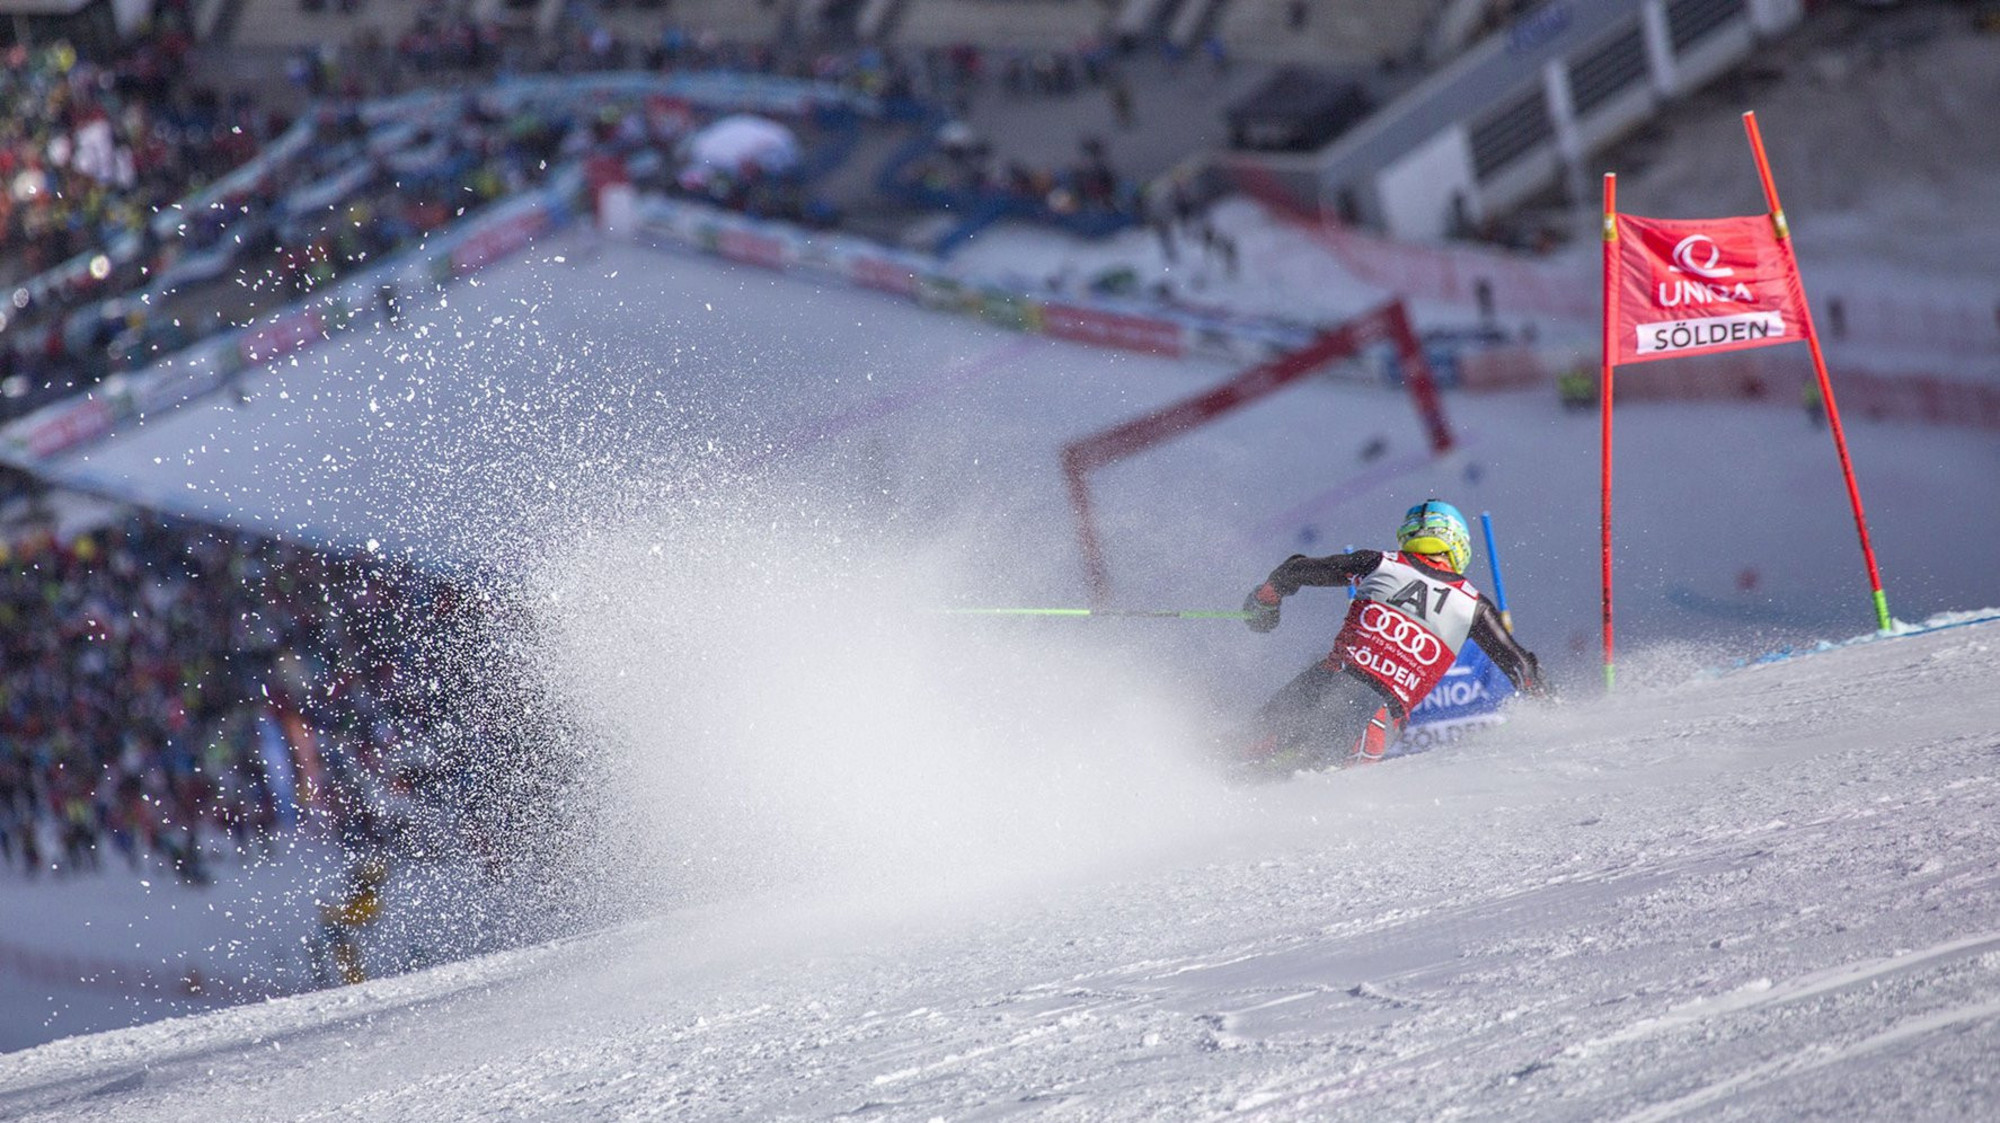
[1387,300,1456,454]
[1062,448,1111,605]
[1600,173,1619,690]
[1742,112,1893,633]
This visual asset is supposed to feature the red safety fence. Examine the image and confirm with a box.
[0,937,286,1004]
[1454,343,2000,431]
[1062,299,1447,601]
[1228,163,1595,322]
[1615,350,2000,430]
[1456,344,1549,391]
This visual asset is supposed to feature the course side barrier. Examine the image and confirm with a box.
[627,192,1332,367]
[618,191,1625,397]
[1,169,584,466]
[1610,348,2000,431]
[8,117,319,326]
[1059,300,1451,602]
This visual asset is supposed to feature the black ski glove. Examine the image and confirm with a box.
[1243,582,1282,633]
[1520,656,1554,701]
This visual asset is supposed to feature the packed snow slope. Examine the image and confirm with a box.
[3,615,1999,1120]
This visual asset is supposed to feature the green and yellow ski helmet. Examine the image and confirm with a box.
[1397,499,1471,574]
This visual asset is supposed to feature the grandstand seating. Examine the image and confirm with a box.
[893,0,1114,50]
[229,0,446,49]
[1213,0,1444,68]
[584,0,795,44]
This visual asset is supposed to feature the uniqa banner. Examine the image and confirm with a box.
[1611,214,1809,365]
[1396,640,1515,756]
[1407,639,1515,727]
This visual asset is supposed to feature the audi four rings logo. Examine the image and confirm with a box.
[1359,604,1444,663]
[1670,235,1735,280]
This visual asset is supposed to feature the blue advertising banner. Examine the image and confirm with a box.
[1395,640,1516,756]
[255,711,299,827]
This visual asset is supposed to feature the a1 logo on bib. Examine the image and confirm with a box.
[1383,578,1449,620]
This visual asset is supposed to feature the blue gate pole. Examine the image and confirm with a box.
[1479,512,1513,632]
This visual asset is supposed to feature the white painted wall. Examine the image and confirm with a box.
[1570,81,1659,159]
[1641,0,1678,97]
[1671,22,1760,97]
[1750,0,1805,34]
[1473,144,1564,220]
[1376,127,1478,242]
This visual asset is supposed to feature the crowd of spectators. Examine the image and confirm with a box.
[4,6,1189,423]
[878,40,1148,238]
[0,15,290,419]
[0,486,506,886]
[892,126,1137,238]
[0,14,223,285]
[0,11,1172,878]
[296,11,1153,229]
[0,20,300,397]
[1,81,576,423]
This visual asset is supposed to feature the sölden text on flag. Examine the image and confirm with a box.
[1611,214,1809,364]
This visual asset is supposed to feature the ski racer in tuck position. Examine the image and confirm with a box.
[1239,499,1547,775]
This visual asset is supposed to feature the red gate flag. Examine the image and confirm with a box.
[1598,112,1894,694]
[1611,213,1810,365]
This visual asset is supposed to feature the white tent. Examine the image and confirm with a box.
[681,114,801,178]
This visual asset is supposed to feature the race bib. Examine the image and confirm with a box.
[1336,554,1479,710]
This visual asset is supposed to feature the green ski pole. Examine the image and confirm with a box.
[941,607,1252,620]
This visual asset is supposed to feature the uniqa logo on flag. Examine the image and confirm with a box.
[1670,234,1734,279]
[1612,214,1810,365]
[1657,234,1756,306]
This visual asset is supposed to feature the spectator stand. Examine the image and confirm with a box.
[1210,0,1445,71]
[0,500,478,893]
[0,454,578,997]
[1,30,281,398]
[5,66,874,431]
[878,105,1140,256]
[891,0,1115,54]
[228,0,457,54]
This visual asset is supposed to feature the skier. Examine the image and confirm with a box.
[1238,499,1546,775]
